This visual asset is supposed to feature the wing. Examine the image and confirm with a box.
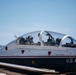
[0,62,59,74]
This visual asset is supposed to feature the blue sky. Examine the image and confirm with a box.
[0,0,76,45]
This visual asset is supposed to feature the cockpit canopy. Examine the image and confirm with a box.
[16,30,76,48]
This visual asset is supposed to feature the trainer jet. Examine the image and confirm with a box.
[0,30,76,74]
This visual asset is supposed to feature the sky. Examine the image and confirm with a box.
[0,0,76,45]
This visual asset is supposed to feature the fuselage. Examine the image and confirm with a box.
[0,45,76,73]
[0,30,76,73]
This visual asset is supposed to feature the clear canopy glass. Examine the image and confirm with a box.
[16,30,76,48]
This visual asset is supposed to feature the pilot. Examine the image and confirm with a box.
[19,37,25,45]
[56,38,61,46]
[47,36,55,45]
[26,35,33,44]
